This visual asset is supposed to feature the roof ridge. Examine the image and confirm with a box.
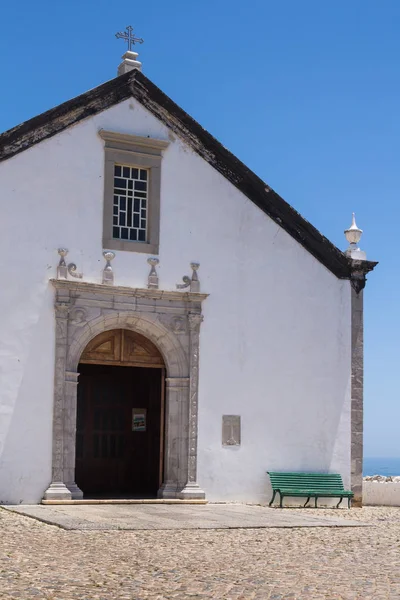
[131,71,353,278]
[0,71,136,160]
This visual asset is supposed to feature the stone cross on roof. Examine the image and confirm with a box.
[115,26,143,75]
[115,26,144,51]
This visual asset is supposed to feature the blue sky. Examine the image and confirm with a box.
[1,1,399,457]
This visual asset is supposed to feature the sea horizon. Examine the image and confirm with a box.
[363,456,400,477]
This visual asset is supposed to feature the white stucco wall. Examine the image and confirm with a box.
[0,96,352,504]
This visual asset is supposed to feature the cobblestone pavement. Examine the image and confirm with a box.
[0,506,399,599]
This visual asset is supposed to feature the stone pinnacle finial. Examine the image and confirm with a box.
[344,213,366,260]
[102,251,115,285]
[115,25,143,75]
[147,258,159,290]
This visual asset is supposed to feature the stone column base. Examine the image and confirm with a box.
[158,482,179,499]
[178,482,206,500]
[66,482,84,500]
[42,482,72,501]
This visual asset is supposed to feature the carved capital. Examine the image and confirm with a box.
[188,313,203,332]
[349,259,378,294]
[65,370,79,384]
[350,270,366,294]
[54,302,70,316]
[165,377,190,391]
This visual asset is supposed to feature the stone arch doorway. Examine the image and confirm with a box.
[43,279,208,502]
[75,329,166,498]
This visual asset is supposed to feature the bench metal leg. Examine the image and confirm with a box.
[348,497,351,509]
[315,497,318,508]
[336,496,343,509]
[269,490,277,507]
[304,496,311,508]
[279,493,283,508]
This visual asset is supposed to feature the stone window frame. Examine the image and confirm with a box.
[99,130,169,254]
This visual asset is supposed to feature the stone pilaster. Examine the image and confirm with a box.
[43,300,72,500]
[158,377,189,498]
[178,313,205,499]
[63,371,83,499]
[351,287,364,506]
[348,257,377,507]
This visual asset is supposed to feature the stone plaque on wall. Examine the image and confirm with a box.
[222,415,241,446]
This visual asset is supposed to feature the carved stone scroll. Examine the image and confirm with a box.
[56,248,83,280]
[67,263,83,279]
[176,263,200,292]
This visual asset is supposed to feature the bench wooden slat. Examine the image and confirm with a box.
[267,471,354,509]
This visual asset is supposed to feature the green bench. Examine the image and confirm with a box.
[267,472,354,508]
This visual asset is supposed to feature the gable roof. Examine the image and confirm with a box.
[0,69,375,280]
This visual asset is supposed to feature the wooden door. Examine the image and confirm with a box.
[79,329,164,368]
[75,363,163,497]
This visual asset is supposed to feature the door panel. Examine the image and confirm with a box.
[75,363,163,497]
[80,329,164,368]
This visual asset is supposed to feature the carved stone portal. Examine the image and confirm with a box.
[43,279,208,501]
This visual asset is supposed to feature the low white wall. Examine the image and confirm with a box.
[363,478,400,506]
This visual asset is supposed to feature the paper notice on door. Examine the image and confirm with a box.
[132,408,147,432]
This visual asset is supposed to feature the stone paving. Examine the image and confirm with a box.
[0,505,399,599]
[2,503,366,531]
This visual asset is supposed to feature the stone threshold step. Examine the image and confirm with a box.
[42,499,208,505]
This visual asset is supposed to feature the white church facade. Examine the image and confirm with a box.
[0,45,376,506]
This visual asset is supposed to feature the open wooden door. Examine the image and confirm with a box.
[75,329,165,498]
